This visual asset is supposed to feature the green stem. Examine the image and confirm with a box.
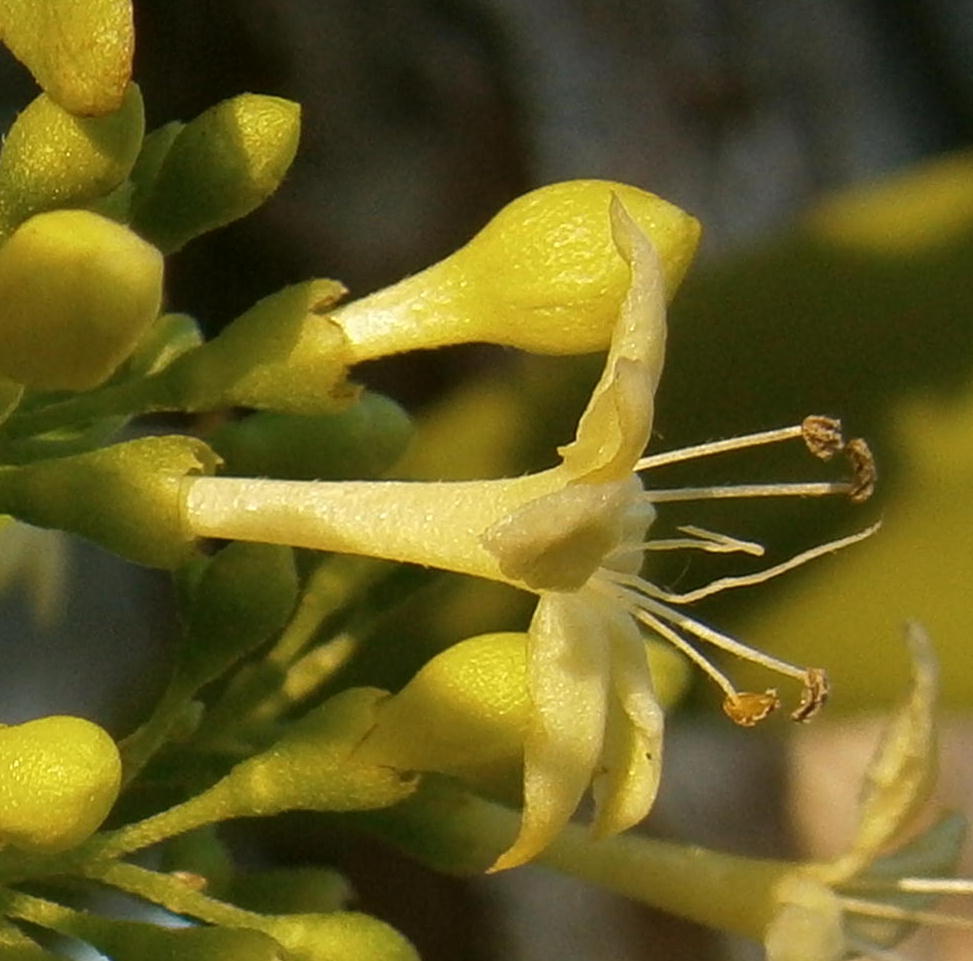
[361,779,792,941]
[83,861,264,928]
[118,680,197,787]
[266,554,388,668]
[0,887,93,940]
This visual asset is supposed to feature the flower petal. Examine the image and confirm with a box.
[591,600,665,837]
[490,592,610,871]
[558,197,667,484]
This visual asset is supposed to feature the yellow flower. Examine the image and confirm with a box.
[182,199,873,870]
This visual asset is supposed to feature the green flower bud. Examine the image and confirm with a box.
[356,632,690,799]
[0,715,120,852]
[0,0,134,116]
[0,209,163,391]
[332,179,701,360]
[209,392,413,480]
[175,541,298,693]
[0,85,144,238]
[147,280,354,414]
[0,435,219,568]
[259,912,419,961]
[131,94,301,253]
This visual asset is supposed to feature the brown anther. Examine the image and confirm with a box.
[723,689,781,727]
[791,667,829,722]
[169,870,208,891]
[844,438,877,503]
[801,416,844,460]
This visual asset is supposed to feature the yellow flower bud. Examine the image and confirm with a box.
[0,85,144,239]
[0,209,163,391]
[333,179,701,360]
[0,0,134,116]
[260,912,419,961]
[0,715,121,852]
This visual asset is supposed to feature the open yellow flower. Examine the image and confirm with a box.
[182,199,874,870]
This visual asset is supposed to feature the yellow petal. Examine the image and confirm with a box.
[490,592,610,871]
[591,602,664,837]
[558,198,666,483]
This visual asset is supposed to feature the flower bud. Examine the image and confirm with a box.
[259,912,419,961]
[0,715,120,852]
[0,435,219,568]
[0,0,134,115]
[209,392,413,480]
[0,85,144,238]
[0,209,163,391]
[333,180,701,360]
[131,94,301,253]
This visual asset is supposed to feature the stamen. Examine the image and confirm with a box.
[624,603,740,703]
[604,575,823,717]
[852,877,973,897]
[645,481,854,503]
[722,689,781,726]
[635,423,808,471]
[801,415,845,460]
[614,525,765,558]
[840,894,973,931]
[893,878,973,896]
[846,437,877,503]
[624,601,782,727]
[622,523,880,606]
[790,667,829,722]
